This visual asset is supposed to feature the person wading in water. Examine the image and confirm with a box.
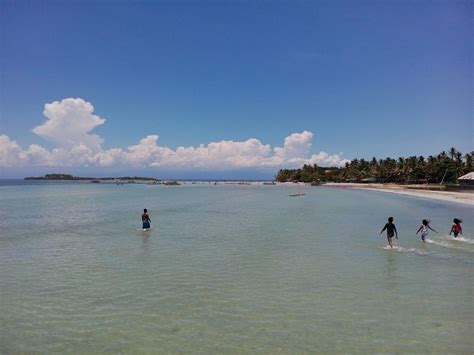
[142,208,151,230]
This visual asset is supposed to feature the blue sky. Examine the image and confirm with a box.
[0,0,472,178]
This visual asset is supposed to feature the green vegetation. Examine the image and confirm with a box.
[25,174,77,180]
[276,148,473,184]
[25,174,159,181]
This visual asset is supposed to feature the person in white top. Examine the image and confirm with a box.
[416,219,438,242]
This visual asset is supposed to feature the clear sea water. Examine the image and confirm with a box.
[1,181,472,353]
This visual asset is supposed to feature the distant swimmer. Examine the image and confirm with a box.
[416,219,438,242]
[142,208,151,230]
[380,216,398,248]
[449,218,463,238]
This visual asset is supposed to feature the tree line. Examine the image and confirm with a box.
[275,148,473,184]
[24,174,159,181]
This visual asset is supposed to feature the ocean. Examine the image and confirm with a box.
[0,181,472,353]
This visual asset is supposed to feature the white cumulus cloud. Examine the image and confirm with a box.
[274,131,313,159]
[0,135,26,167]
[32,98,105,152]
[1,98,350,170]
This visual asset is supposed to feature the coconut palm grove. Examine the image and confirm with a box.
[276,148,473,184]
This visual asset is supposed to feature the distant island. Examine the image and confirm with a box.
[23,174,274,183]
[25,174,159,181]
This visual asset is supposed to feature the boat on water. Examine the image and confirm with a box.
[91,180,101,183]
[289,184,305,197]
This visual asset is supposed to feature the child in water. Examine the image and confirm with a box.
[416,219,438,242]
[380,216,398,248]
[142,208,151,230]
[449,218,463,238]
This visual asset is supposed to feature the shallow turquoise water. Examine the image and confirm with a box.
[1,182,472,353]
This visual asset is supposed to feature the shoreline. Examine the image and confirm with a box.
[324,183,474,206]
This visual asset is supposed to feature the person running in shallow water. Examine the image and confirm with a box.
[142,208,151,230]
[380,216,398,248]
[449,218,463,238]
[416,219,438,242]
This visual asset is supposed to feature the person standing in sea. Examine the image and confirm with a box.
[449,218,462,238]
[142,208,151,230]
[380,216,398,248]
[416,219,438,242]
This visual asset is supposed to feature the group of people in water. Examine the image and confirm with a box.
[142,207,464,247]
[380,216,463,248]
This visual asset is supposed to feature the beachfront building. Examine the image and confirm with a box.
[457,172,474,187]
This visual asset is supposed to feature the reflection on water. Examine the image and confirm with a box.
[141,233,151,251]
[383,251,398,291]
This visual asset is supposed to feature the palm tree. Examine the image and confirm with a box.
[465,152,473,170]
[449,147,457,160]
[279,148,467,184]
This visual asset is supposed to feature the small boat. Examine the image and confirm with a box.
[289,184,305,197]
[91,180,101,183]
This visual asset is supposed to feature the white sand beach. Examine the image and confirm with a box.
[324,183,474,206]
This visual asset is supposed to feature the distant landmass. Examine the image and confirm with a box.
[23,173,274,182]
[24,174,158,181]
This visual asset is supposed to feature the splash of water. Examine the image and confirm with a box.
[382,245,427,255]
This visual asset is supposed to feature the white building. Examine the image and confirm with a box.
[457,172,474,186]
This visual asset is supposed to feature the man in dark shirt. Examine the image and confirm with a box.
[142,208,151,230]
[380,216,398,248]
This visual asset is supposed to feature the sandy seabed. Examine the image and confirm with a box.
[323,183,474,206]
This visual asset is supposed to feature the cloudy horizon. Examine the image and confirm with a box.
[1,98,349,178]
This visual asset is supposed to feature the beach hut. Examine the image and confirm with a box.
[457,172,474,187]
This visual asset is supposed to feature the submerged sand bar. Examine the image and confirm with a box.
[324,183,474,206]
